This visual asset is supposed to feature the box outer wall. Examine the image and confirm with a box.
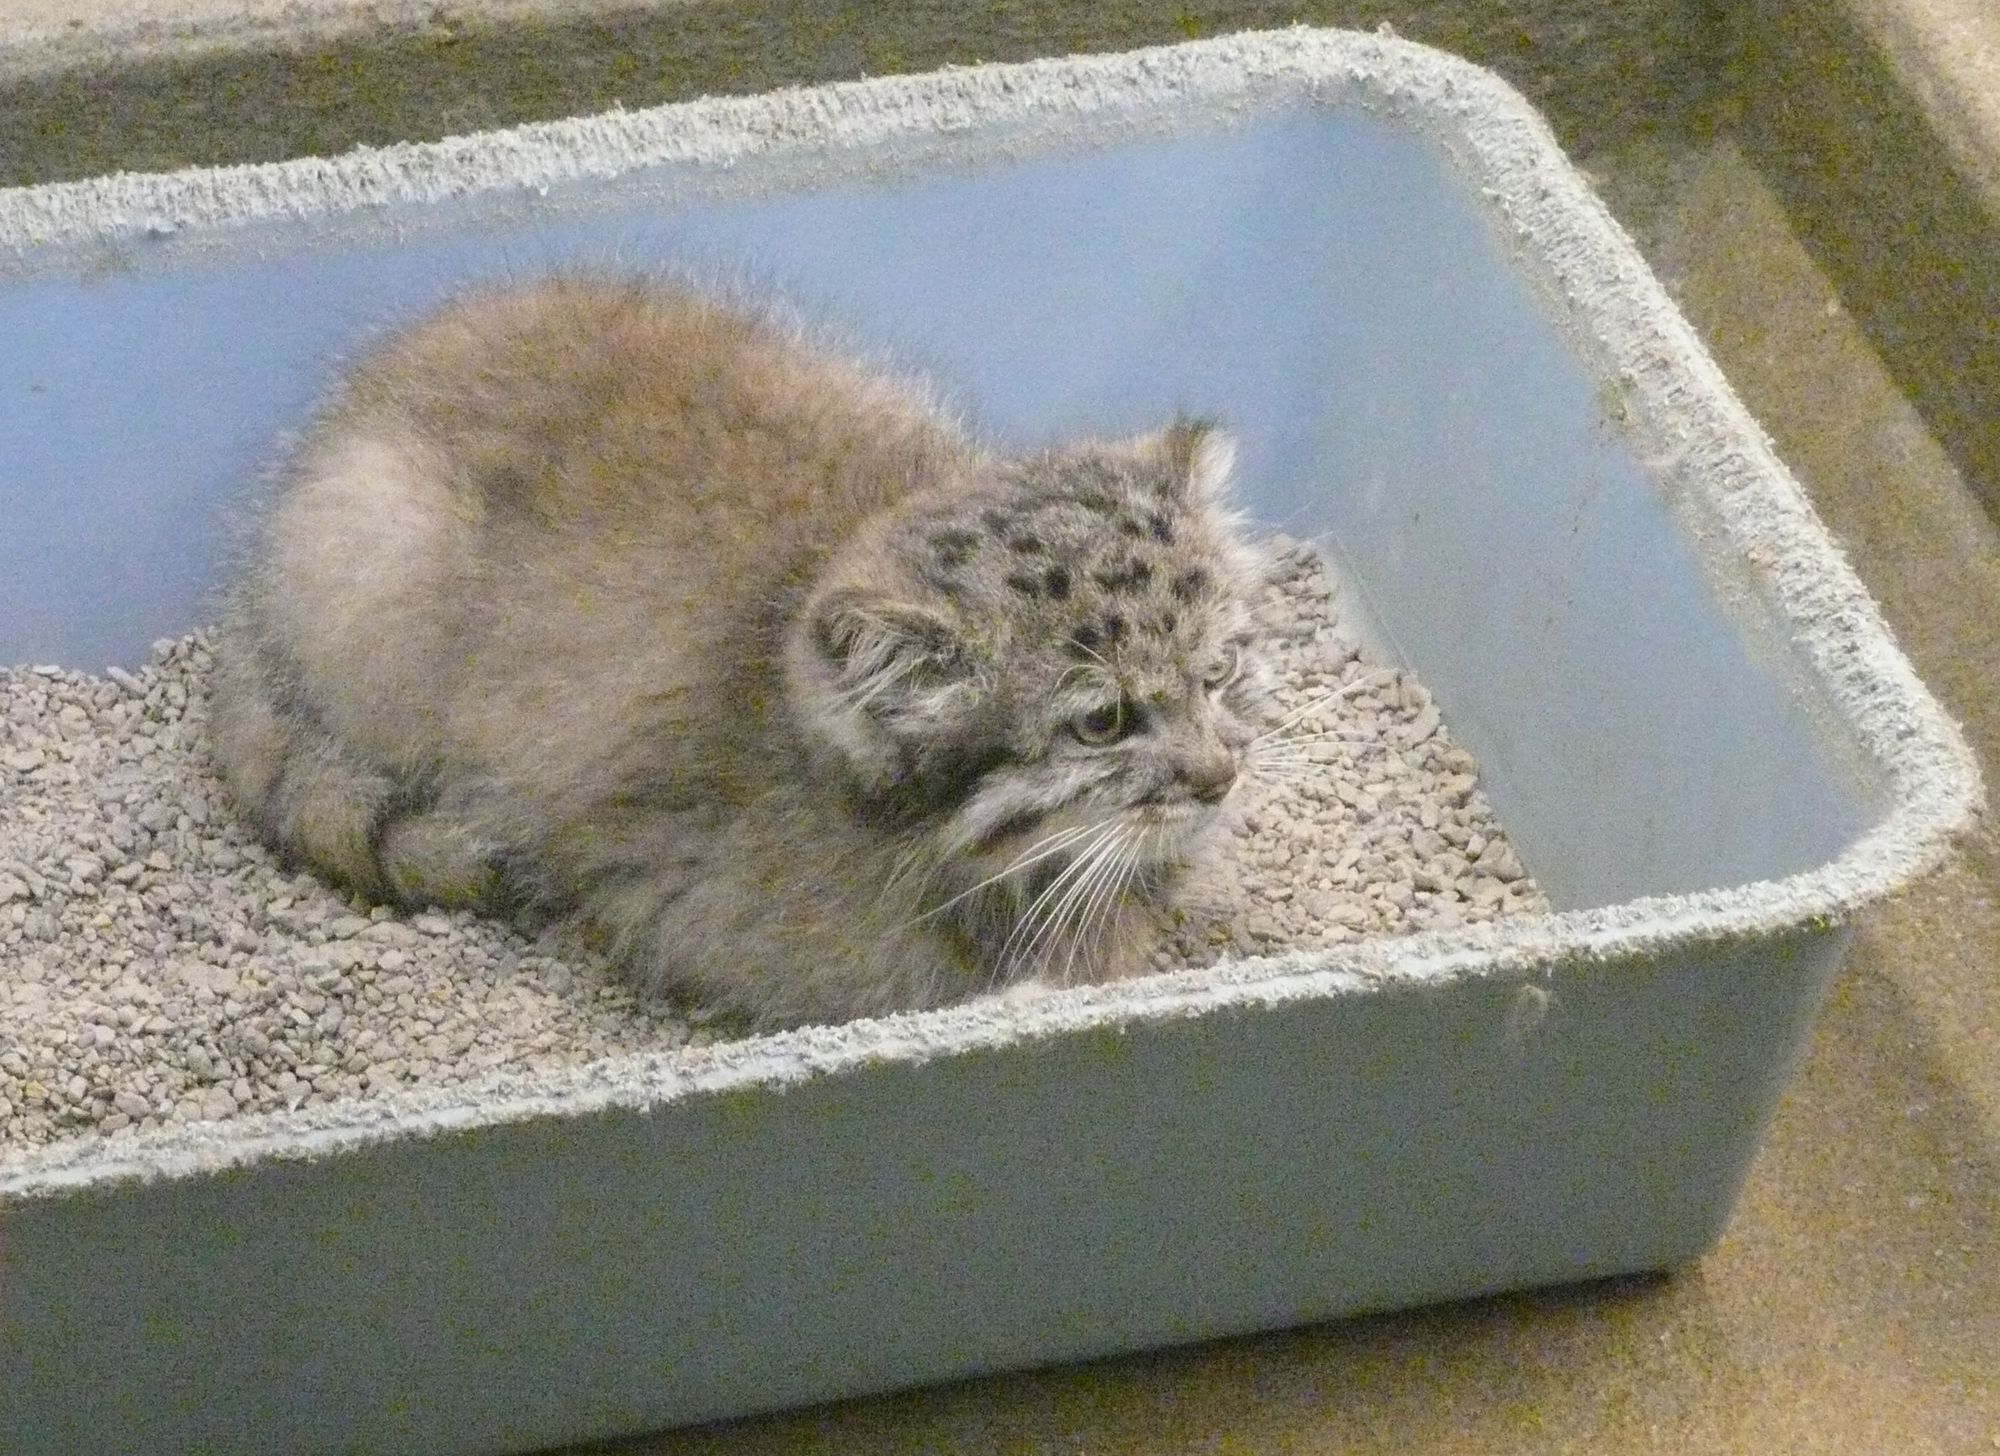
[0,31,1979,1454]
[2,930,1849,1454]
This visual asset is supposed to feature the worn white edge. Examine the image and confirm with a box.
[0,26,1983,1199]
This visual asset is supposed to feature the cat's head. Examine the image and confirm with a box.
[787,417,1269,944]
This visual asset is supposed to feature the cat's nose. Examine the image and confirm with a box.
[1180,752,1237,803]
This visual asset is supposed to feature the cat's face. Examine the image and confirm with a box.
[791,419,1269,940]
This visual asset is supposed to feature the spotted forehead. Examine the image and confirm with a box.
[1008,504,1231,652]
[911,467,1240,644]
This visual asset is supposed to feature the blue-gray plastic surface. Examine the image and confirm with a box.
[2,933,1840,1454]
[0,111,1865,909]
[0,55,1886,1456]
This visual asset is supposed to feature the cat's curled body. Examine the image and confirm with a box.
[213,276,1268,1026]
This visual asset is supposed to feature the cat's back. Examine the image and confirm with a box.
[340,275,958,545]
[243,276,970,798]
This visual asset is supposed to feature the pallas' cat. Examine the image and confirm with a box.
[212,277,1268,1026]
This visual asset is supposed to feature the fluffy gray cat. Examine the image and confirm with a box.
[211,276,1269,1026]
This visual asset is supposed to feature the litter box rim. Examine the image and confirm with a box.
[0,26,1980,1200]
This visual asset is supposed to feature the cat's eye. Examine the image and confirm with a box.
[1202,646,1240,690]
[1072,696,1131,747]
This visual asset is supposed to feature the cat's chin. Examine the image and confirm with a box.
[1127,800,1228,858]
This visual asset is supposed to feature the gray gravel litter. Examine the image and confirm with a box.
[1160,539,1549,966]
[0,541,1545,1155]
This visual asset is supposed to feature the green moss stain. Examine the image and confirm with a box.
[1090,1022,1133,1063]
[717,1085,773,1137]
[938,1171,979,1216]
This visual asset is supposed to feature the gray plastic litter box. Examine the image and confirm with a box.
[0,27,1982,1456]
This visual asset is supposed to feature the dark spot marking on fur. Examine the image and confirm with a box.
[1028,480,1120,516]
[1008,534,1046,555]
[480,463,533,507]
[1043,566,1071,600]
[1093,558,1154,592]
[1069,623,1102,656]
[929,527,981,568]
[1171,567,1212,603]
[980,508,1014,534]
[886,739,1018,820]
[366,777,442,880]
[268,668,329,740]
[483,850,547,919]
[975,807,1045,851]
[1117,517,1146,539]
[918,563,966,597]
[1102,612,1128,644]
[1162,610,1179,633]
[1148,512,1175,543]
[1005,571,1043,598]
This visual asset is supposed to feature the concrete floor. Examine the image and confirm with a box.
[3,3,1997,1452]
[566,132,2000,1456]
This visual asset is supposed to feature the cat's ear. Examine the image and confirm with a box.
[795,589,976,788]
[1158,417,1237,502]
[808,590,969,704]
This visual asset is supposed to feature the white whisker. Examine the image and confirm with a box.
[1069,826,1146,986]
[1012,826,1127,982]
[1060,830,1127,986]
[874,843,935,914]
[910,819,1105,925]
[1251,730,1388,753]
[1249,676,1381,745]
[1248,753,1343,770]
[1012,841,1102,978]
[1034,828,1130,983]
[993,821,1122,983]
